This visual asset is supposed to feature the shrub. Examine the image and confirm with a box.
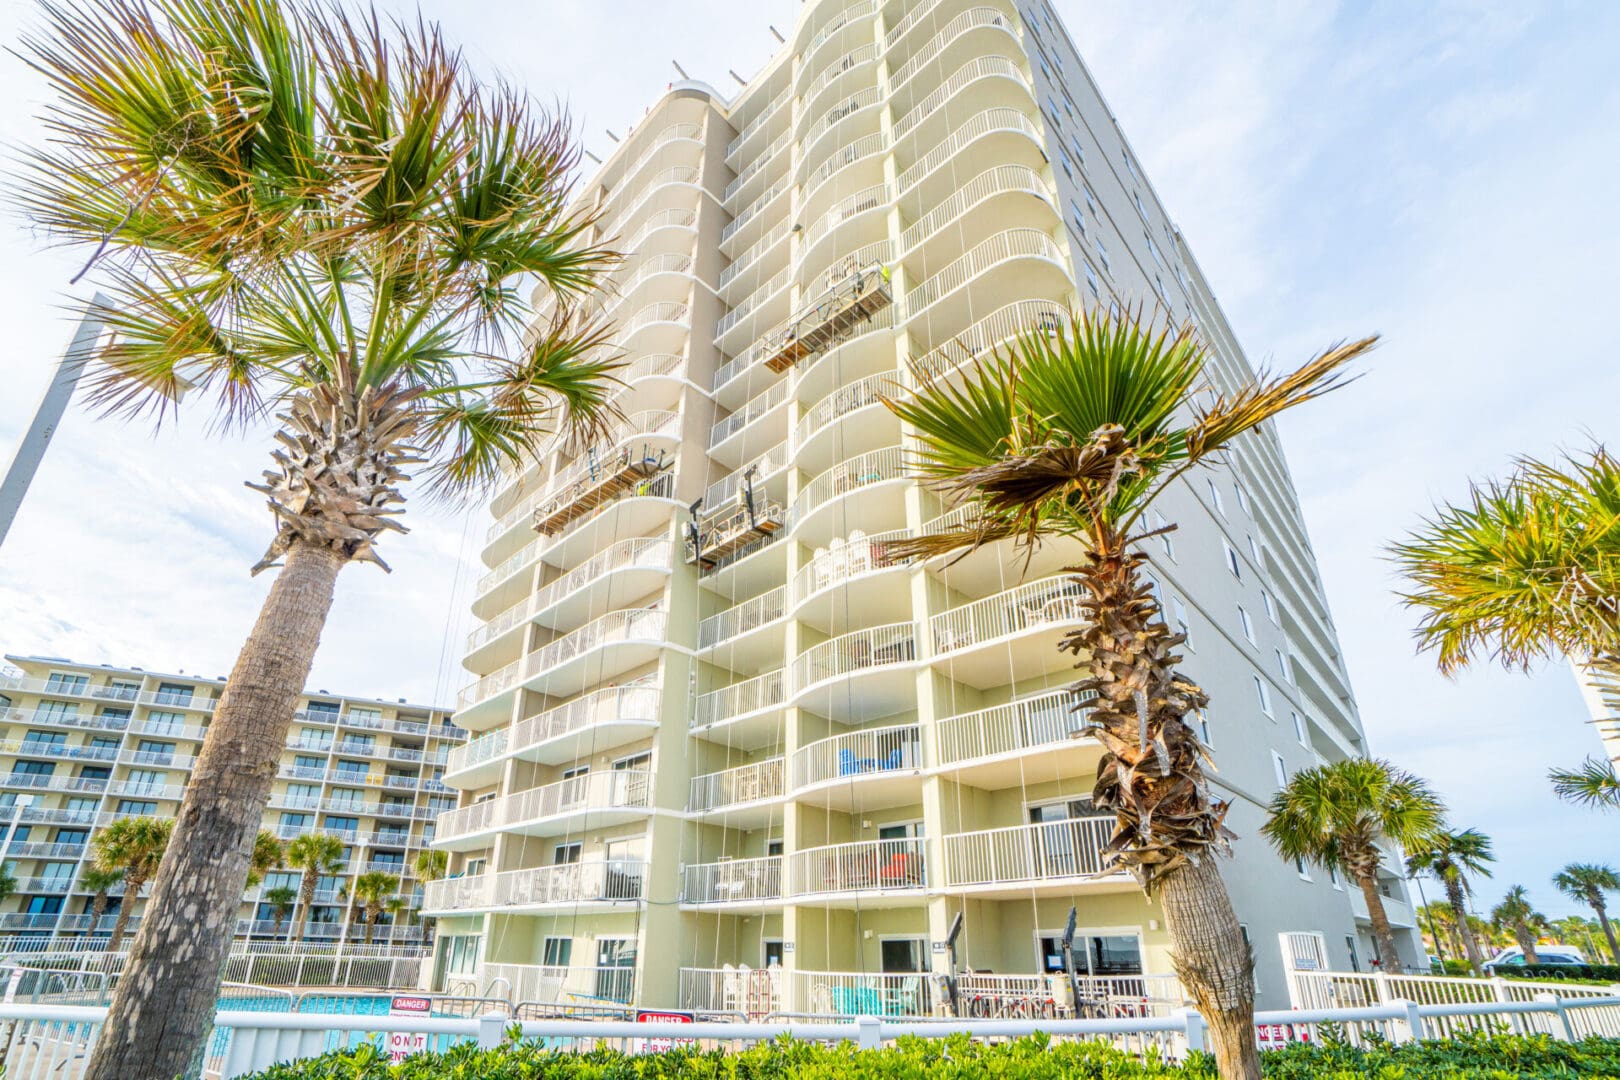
[239,1031,1620,1079]
[1509,962,1620,983]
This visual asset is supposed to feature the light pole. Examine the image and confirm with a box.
[0,796,33,953]
[334,836,369,964]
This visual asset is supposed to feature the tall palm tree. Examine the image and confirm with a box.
[882,306,1374,1080]
[1406,828,1495,975]
[1492,885,1546,963]
[1261,759,1446,975]
[91,817,175,950]
[1417,900,1462,962]
[246,830,285,888]
[78,867,124,936]
[1552,863,1620,963]
[15,2,620,1074]
[1549,756,1620,812]
[263,886,297,939]
[349,871,402,944]
[413,849,448,946]
[0,864,15,906]
[1551,915,1604,961]
[286,833,347,944]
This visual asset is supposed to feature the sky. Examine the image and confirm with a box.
[0,1,1617,924]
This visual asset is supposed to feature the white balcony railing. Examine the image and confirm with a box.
[897,107,1044,193]
[942,818,1115,887]
[698,586,788,649]
[435,769,652,844]
[792,446,906,524]
[421,873,493,912]
[425,861,646,913]
[693,669,785,729]
[534,537,672,620]
[935,689,1093,766]
[803,131,888,207]
[609,123,702,195]
[803,0,878,66]
[723,130,791,206]
[791,622,918,691]
[479,963,637,1007]
[794,969,933,1016]
[688,757,785,812]
[890,8,1016,93]
[718,221,792,294]
[506,686,661,765]
[709,379,789,448]
[930,576,1086,655]
[476,536,543,597]
[884,0,944,48]
[726,86,790,161]
[703,442,789,508]
[793,371,894,450]
[682,856,784,904]
[601,169,701,241]
[522,608,668,681]
[604,253,694,314]
[790,724,922,789]
[900,165,1049,252]
[720,177,792,249]
[892,56,1028,143]
[905,228,1065,315]
[788,838,927,896]
[804,42,880,110]
[802,85,885,156]
[907,299,1067,385]
[790,528,911,603]
[803,182,890,253]
[715,268,792,340]
[621,206,697,253]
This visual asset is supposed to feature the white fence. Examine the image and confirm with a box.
[1288,968,1620,1039]
[1,946,426,992]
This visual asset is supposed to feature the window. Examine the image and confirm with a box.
[10,761,55,777]
[106,680,140,701]
[1276,648,1291,682]
[1194,706,1211,744]
[1123,152,1139,180]
[144,710,184,734]
[1261,589,1277,624]
[1070,199,1087,237]
[767,838,785,857]
[553,842,582,865]
[1039,930,1143,977]
[880,937,927,974]
[1096,240,1110,274]
[1083,186,1097,214]
[154,682,193,706]
[1234,483,1251,514]
[333,761,367,777]
[304,700,340,718]
[347,707,383,725]
[1134,189,1147,217]
[1247,534,1261,564]
[37,701,78,721]
[1206,479,1225,516]
[1238,605,1254,643]
[1328,863,1342,889]
[1058,150,1073,181]
[1346,936,1360,972]
[44,674,88,694]
[125,768,165,791]
[1152,510,1174,560]
[1084,264,1100,298]
[323,815,359,834]
[1292,711,1310,748]
[280,813,312,830]
[1070,138,1085,168]
[1223,541,1242,579]
[542,937,572,967]
[1171,598,1192,649]
[20,732,66,751]
[136,740,174,757]
[116,800,158,816]
[1254,676,1273,717]
[295,755,324,771]
[78,766,110,781]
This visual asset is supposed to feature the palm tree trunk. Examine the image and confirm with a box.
[366,909,378,944]
[1443,878,1484,975]
[1516,924,1540,965]
[107,873,142,952]
[1159,856,1260,1079]
[85,541,347,1080]
[1356,873,1405,975]
[89,892,107,935]
[1594,903,1620,965]
[293,874,317,943]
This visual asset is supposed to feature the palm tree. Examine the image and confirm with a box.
[0,864,16,905]
[1549,756,1620,812]
[78,867,124,937]
[15,1,620,1072]
[1262,759,1446,975]
[1406,828,1495,975]
[91,817,175,950]
[882,306,1373,1079]
[1551,915,1604,961]
[1553,863,1620,963]
[246,830,285,888]
[349,871,402,944]
[263,886,297,939]
[286,833,347,944]
[413,849,448,946]
[1417,900,1461,962]
[1492,886,1547,963]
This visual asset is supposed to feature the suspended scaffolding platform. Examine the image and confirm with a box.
[686,497,786,568]
[761,262,893,373]
[533,447,668,536]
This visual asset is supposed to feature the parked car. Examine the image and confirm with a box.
[1482,946,1586,971]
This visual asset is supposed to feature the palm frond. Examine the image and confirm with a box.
[1549,756,1620,811]
[1186,337,1375,462]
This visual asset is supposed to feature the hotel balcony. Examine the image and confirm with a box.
[539,468,680,571]
[800,0,876,82]
[787,838,927,907]
[531,442,676,539]
[790,528,913,635]
[942,818,1131,898]
[800,130,888,236]
[929,576,1088,687]
[478,962,636,1008]
[899,164,1055,275]
[610,122,703,196]
[756,263,893,376]
[723,129,791,211]
[891,55,1033,157]
[620,206,698,261]
[687,498,787,572]
[0,741,119,763]
[803,40,880,135]
[718,221,792,302]
[904,228,1071,345]
[692,669,786,748]
[433,769,652,851]
[1,774,107,794]
[421,859,646,916]
[887,5,1019,112]
[897,106,1046,211]
[791,370,901,477]
[800,181,890,279]
[6,841,88,859]
[698,586,789,672]
[708,378,790,466]
[2,708,128,734]
[790,724,923,811]
[1349,884,1418,929]
[687,757,786,823]
[790,446,909,547]
[681,855,784,910]
[445,685,662,789]
[720,177,791,258]
[791,621,920,722]
[715,266,793,357]
[933,689,1101,786]
[726,85,791,167]
[801,84,884,176]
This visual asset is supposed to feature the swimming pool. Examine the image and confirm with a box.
[210,993,473,1058]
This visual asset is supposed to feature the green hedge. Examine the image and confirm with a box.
[240,1031,1620,1080]
[1507,962,1620,983]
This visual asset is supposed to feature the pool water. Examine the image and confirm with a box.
[210,993,469,1059]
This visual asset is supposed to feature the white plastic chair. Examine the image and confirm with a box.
[846,528,870,574]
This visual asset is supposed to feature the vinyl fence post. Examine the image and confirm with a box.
[1534,992,1574,1042]
[477,1011,507,1049]
[1389,998,1424,1043]
[1177,1007,1207,1053]
[855,1015,881,1050]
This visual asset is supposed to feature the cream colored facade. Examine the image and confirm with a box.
[0,655,463,947]
[428,0,1422,1013]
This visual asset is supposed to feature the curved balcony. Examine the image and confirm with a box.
[605,253,694,322]
[611,123,703,197]
[883,0,950,50]
[900,165,1055,272]
[933,689,1101,787]
[905,228,1071,344]
[802,42,880,123]
[800,85,885,174]
[446,685,663,790]
[788,838,926,907]
[520,607,672,700]
[791,370,901,475]
[791,621,919,722]
[723,130,792,211]
[790,723,922,810]
[796,237,896,335]
[790,446,908,546]
[473,536,543,618]
[943,818,1131,898]
[703,442,790,510]
[709,377,790,468]
[687,756,786,825]
[929,576,1087,688]
[906,298,1067,388]
[463,593,538,674]
[682,855,783,909]
[897,106,1045,211]
[617,301,691,357]
[790,527,914,634]
[800,181,891,273]
[800,131,889,228]
[421,860,646,916]
[602,166,703,240]
[718,221,792,300]
[889,6,1019,110]
[692,669,785,748]
[433,769,653,851]
[789,299,900,408]
[727,85,791,166]
[610,353,690,416]
[621,206,698,259]
[532,536,673,633]
[720,177,791,257]
[540,469,680,571]
[698,585,789,672]
[799,0,878,79]
[716,267,793,354]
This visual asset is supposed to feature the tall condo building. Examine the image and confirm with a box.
[433,0,1423,1013]
[0,656,462,948]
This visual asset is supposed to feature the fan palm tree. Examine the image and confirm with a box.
[1553,863,1620,963]
[15,2,620,1074]
[1406,828,1495,975]
[881,306,1374,1080]
[1417,900,1461,962]
[1492,886,1547,964]
[246,830,285,888]
[0,864,16,905]
[413,849,448,946]
[349,871,402,944]
[286,833,347,944]
[1262,759,1446,975]
[91,816,175,950]
[78,867,124,936]
[1551,915,1604,961]
[263,886,297,938]
[1549,756,1620,812]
